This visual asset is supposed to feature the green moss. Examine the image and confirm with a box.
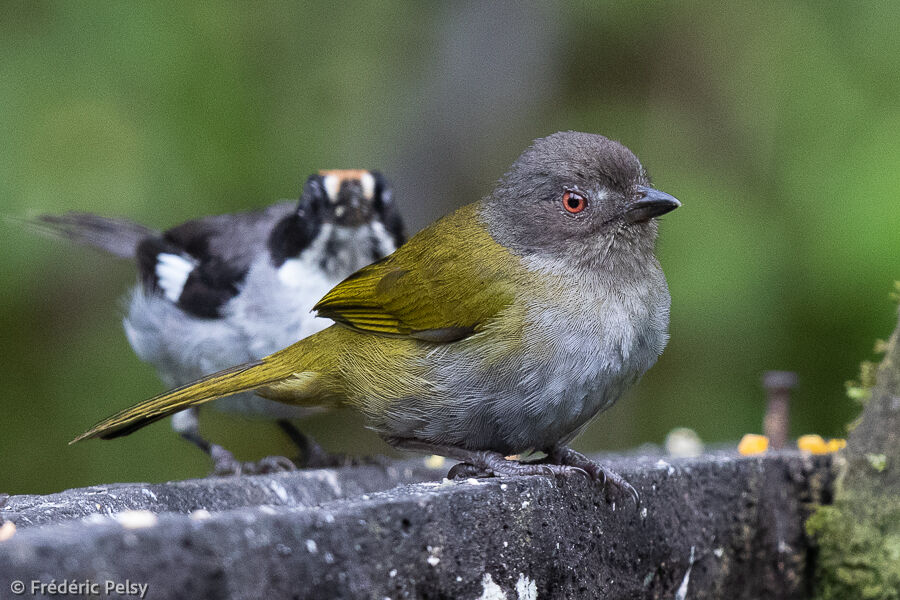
[807,284,900,599]
[865,454,887,472]
[845,361,878,405]
[806,498,900,600]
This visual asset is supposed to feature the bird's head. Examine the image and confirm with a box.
[481,131,680,270]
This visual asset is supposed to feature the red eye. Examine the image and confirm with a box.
[562,190,586,214]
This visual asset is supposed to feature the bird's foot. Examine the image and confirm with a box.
[538,446,639,506]
[209,444,296,476]
[447,452,588,480]
[441,445,638,506]
[385,438,633,504]
[177,425,297,476]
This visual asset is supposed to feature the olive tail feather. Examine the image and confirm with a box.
[71,357,296,444]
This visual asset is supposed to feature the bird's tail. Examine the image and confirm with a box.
[71,351,306,443]
[20,212,158,259]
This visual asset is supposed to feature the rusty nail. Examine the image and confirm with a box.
[762,371,798,451]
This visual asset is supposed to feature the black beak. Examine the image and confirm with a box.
[625,186,681,224]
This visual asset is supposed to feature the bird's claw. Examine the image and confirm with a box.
[547,447,640,507]
[248,455,298,474]
[209,445,297,476]
[435,444,638,507]
[447,459,589,481]
[447,462,491,479]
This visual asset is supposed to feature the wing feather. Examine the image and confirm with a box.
[314,204,516,342]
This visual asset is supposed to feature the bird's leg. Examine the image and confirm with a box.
[276,420,381,468]
[385,438,582,480]
[173,408,243,475]
[541,446,639,505]
[171,409,295,476]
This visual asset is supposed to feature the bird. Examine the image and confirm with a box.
[32,169,406,473]
[72,132,680,498]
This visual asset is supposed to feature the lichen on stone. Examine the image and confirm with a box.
[806,289,900,600]
[806,498,900,600]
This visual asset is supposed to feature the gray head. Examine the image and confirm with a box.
[482,131,679,268]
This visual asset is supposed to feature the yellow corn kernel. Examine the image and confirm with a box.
[826,438,847,453]
[738,434,769,455]
[797,434,828,454]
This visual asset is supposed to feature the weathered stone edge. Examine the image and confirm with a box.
[0,452,831,600]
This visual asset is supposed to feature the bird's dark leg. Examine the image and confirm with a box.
[386,438,586,480]
[541,446,639,505]
[172,409,295,476]
[277,420,341,468]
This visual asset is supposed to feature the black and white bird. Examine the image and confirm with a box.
[31,170,406,473]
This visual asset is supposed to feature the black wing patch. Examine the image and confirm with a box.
[136,235,248,320]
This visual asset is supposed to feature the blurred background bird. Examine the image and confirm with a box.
[3,2,899,492]
[28,169,405,473]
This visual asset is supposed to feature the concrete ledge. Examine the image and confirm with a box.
[0,452,831,599]
[3,461,442,529]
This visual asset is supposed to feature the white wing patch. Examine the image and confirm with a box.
[155,253,195,302]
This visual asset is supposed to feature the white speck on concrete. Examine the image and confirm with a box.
[323,552,335,564]
[268,481,289,503]
[317,470,343,494]
[516,573,537,600]
[425,454,446,469]
[521,500,530,509]
[478,573,507,600]
[641,507,649,519]
[427,545,442,566]
[713,547,724,558]
[306,539,318,553]
[674,546,696,600]
[114,510,158,530]
[500,484,508,491]
[389,569,397,578]
[324,512,335,523]
[503,541,508,547]
[190,509,212,521]
[656,459,676,476]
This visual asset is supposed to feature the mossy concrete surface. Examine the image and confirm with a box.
[806,304,900,599]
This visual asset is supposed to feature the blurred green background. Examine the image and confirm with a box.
[2,1,898,495]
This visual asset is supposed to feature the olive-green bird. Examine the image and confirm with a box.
[72,131,680,498]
